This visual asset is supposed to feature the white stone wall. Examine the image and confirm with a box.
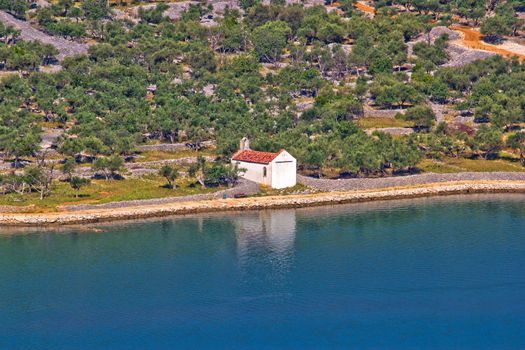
[270,151,296,189]
[233,160,272,187]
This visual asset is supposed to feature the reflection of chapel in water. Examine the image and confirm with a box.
[233,209,297,270]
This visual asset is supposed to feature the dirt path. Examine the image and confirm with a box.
[0,11,89,61]
[354,1,375,15]
[450,25,525,61]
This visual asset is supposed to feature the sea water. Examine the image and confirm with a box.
[1,194,525,349]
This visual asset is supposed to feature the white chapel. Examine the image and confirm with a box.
[231,138,297,189]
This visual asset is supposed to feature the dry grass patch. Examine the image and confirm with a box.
[0,175,220,213]
[418,157,525,173]
[256,184,313,197]
[136,149,215,162]
[356,117,414,129]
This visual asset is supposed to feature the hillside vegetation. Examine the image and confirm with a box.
[0,0,525,206]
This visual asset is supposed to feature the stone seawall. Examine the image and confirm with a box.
[2,181,525,226]
[298,172,525,191]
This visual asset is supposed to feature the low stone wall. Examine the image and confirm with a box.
[136,141,215,152]
[298,172,525,191]
[363,109,405,119]
[364,127,414,136]
[63,156,217,178]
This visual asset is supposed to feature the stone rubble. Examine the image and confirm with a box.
[0,10,89,61]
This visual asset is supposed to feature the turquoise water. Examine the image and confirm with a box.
[1,194,525,349]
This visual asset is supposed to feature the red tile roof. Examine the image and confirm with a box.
[232,149,284,164]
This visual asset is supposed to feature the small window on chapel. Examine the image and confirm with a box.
[263,167,267,177]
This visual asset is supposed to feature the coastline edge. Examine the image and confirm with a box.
[2,180,525,226]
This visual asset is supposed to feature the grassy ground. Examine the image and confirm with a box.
[0,175,220,213]
[418,157,525,173]
[1,148,216,169]
[136,149,215,162]
[256,184,313,197]
[355,117,414,129]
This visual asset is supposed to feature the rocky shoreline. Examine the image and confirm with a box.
[2,180,525,226]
